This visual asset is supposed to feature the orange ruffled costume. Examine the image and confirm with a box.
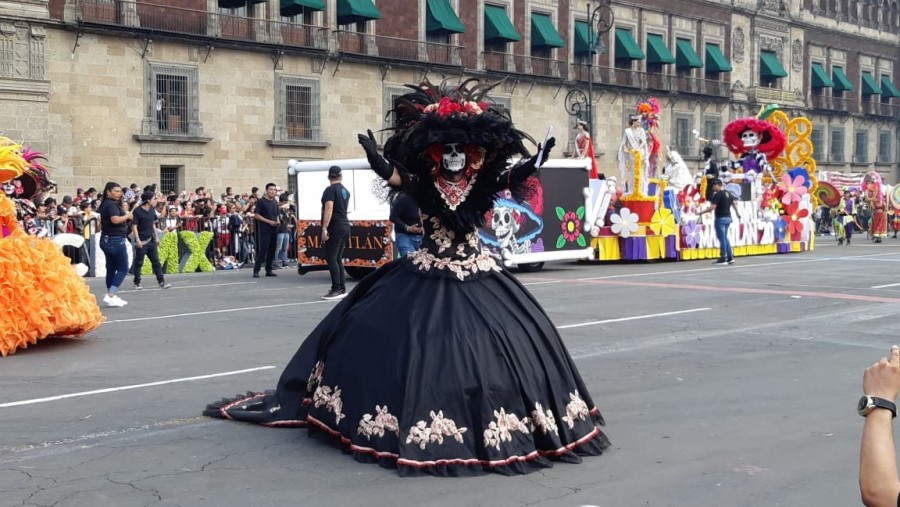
[0,139,103,356]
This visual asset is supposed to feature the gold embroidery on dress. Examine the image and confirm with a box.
[358,405,400,440]
[312,384,346,425]
[483,408,532,450]
[429,216,454,254]
[405,410,468,450]
[307,361,325,392]
[409,250,501,281]
[562,391,590,429]
[530,402,559,435]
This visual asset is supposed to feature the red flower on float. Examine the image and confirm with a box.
[784,202,809,235]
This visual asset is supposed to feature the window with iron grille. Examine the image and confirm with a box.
[276,75,321,142]
[160,166,180,194]
[811,127,824,163]
[878,130,892,164]
[490,95,512,116]
[854,129,868,164]
[382,84,408,145]
[703,116,721,145]
[146,63,200,136]
[673,114,693,154]
[830,127,844,162]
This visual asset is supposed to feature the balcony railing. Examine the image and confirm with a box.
[570,64,730,98]
[76,0,328,50]
[862,100,900,118]
[748,86,797,104]
[482,52,566,79]
[335,31,462,67]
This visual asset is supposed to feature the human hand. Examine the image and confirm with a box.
[864,346,900,401]
[321,230,329,242]
[535,137,556,167]
[357,129,378,158]
[407,225,423,234]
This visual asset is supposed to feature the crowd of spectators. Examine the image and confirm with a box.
[5,182,298,268]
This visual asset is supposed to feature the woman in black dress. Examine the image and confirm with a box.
[205,80,610,476]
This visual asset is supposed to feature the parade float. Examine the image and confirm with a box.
[583,103,820,262]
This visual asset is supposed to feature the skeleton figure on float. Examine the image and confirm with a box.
[490,206,531,255]
[722,116,786,200]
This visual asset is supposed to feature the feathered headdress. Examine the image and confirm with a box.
[0,137,27,184]
[16,147,56,199]
[383,79,534,233]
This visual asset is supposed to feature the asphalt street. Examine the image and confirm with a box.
[4,240,900,507]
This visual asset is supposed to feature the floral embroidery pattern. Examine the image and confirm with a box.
[306,361,324,392]
[409,250,500,280]
[313,384,346,425]
[405,410,468,450]
[530,402,559,436]
[556,206,587,248]
[429,216,455,253]
[434,173,478,211]
[562,391,590,429]
[358,405,400,440]
[483,408,532,450]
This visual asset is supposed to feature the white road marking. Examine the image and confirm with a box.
[556,307,711,329]
[116,281,257,293]
[872,282,900,289]
[522,280,563,286]
[104,300,330,323]
[0,366,276,408]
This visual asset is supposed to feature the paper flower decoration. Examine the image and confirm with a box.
[778,173,808,205]
[649,208,676,236]
[610,207,640,238]
[682,220,701,248]
[555,206,586,248]
[784,202,809,235]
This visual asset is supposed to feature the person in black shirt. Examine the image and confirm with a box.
[320,165,351,300]
[698,178,741,265]
[131,191,171,290]
[252,182,279,278]
[390,190,423,257]
[97,182,133,307]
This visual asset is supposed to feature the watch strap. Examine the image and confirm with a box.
[871,397,898,418]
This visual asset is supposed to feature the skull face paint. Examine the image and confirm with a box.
[741,129,760,149]
[442,143,466,173]
[2,183,13,196]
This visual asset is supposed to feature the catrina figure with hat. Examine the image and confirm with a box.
[722,106,787,197]
[0,137,103,356]
[205,79,610,476]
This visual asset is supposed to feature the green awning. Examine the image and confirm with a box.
[426,0,465,34]
[279,0,325,17]
[337,0,381,24]
[646,34,675,65]
[832,66,854,91]
[675,39,703,69]
[759,50,787,78]
[531,13,564,48]
[810,63,834,88]
[881,75,900,98]
[861,71,881,96]
[484,4,520,43]
[614,28,644,60]
[574,21,598,54]
[704,43,732,73]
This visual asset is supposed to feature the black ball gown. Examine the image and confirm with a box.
[205,209,610,476]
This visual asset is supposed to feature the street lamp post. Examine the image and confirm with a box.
[565,2,612,144]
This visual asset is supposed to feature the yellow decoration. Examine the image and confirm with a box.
[649,208,676,236]
[765,111,819,207]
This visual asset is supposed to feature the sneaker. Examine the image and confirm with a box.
[159,282,172,289]
[322,290,344,300]
[105,295,127,307]
[726,259,735,265]
[713,260,728,265]
[252,272,260,278]
[265,272,277,277]
[134,284,143,290]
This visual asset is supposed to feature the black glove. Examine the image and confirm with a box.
[357,129,393,180]
[510,137,556,184]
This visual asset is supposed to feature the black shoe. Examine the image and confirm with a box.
[265,272,277,277]
[726,259,735,265]
[713,260,728,265]
[252,272,260,278]
[322,289,343,300]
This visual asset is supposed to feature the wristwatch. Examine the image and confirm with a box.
[858,395,897,418]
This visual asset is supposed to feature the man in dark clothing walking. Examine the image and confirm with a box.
[698,178,741,265]
[252,183,280,278]
[131,191,172,289]
[321,166,351,300]
[390,190,423,257]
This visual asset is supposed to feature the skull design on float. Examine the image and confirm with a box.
[442,143,466,173]
[741,129,760,149]
[491,206,531,254]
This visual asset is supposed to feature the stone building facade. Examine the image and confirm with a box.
[0,0,897,194]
